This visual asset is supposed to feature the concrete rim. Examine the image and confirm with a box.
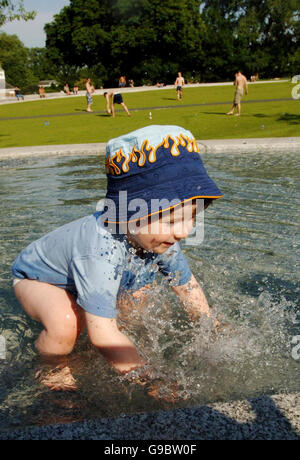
[0,137,300,160]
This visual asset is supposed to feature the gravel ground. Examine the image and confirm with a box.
[0,393,299,440]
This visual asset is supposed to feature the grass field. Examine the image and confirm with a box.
[0,81,299,148]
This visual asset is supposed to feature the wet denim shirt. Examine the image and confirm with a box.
[12,212,192,318]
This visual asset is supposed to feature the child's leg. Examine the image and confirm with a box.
[109,94,115,117]
[14,279,85,357]
[121,102,131,116]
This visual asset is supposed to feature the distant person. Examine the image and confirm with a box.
[64,83,71,95]
[15,86,24,101]
[38,86,46,99]
[128,79,134,88]
[85,78,94,112]
[119,76,126,88]
[104,91,131,117]
[175,72,185,100]
[250,73,259,82]
[73,85,79,95]
[226,71,248,116]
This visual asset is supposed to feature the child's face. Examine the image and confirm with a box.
[127,202,196,254]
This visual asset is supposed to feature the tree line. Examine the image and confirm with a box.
[1,0,299,93]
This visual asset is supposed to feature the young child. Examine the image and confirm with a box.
[104,91,131,117]
[12,125,223,394]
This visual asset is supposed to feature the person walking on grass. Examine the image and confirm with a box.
[226,71,248,116]
[175,72,185,100]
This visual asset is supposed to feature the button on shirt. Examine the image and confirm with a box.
[12,212,192,318]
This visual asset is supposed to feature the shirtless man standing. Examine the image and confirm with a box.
[227,71,248,116]
[175,72,185,100]
[85,78,94,112]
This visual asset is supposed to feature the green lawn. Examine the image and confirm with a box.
[0,82,299,148]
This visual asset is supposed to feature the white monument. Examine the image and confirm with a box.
[0,63,6,99]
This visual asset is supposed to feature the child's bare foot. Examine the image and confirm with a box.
[35,365,78,392]
[226,112,233,115]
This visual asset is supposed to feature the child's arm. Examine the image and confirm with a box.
[171,274,212,321]
[85,312,145,373]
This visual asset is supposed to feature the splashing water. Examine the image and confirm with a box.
[0,152,299,431]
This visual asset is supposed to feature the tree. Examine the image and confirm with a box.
[233,0,300,77]
[28,48,58,81]
[45,0,206,86]
[0,32,38,91]
[200,1,236,81]
[201,0,300,79]
[0,0,36,27]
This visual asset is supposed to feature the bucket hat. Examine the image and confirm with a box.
[104,125,223,223]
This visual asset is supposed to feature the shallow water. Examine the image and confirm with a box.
[0,152,299,431]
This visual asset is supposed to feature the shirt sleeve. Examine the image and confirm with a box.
[157,243,192,287]
[70,255,122,318]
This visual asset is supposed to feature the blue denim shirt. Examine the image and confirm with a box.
[12,212,192,318]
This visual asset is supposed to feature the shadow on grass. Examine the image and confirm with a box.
[202,111,227,116]
[277,113,300,125]
[252,113,270,118]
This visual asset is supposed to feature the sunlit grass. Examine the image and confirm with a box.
[0,82,299,148]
